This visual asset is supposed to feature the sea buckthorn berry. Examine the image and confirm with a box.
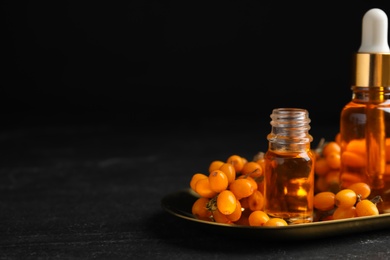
[192,197,212,221]
[226,155,245,173]
[194,178,218,198]
[208,160,224,173]
[314,157,331,176]
[212,208,233,224]
[229,178,255,200]
[345,139,366,156]
[335,189,357,208]
[264,217,288,227]
[333,206,357,220]
[313,191,336,211]
[356,199,379,217]
[341,151,366,168]
[340,172,365,188]
[322,141,341,158]
[325,151,341,169]
[190,173,208,191]
[208,169,228,193]
[218,163,236,184]
[238,175,258,191]
[247,190,265,211]
[226,199,242,222]
[217,190,237,215]
[241,161,263,178]
[248,210,269,226]
[347,182,371,200]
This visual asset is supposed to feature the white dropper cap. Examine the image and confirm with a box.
[353,8,390,88]
[358,8,390,53]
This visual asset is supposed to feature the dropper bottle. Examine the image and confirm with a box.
[339,8,390,213]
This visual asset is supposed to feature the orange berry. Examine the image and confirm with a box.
[217,190,237,215]
[333,206,357,220]
[355,199,379,217]
[238,175,258,191]
[192,197,212,221]
[190,173,208,191]
[229,178,255,200]
[247,190,265,211]
[314,157,331,176]
[248,210,269,226]
[322,141,341,158]
[326,151,341,169]
[218,163,236,184]
[335,189,357,208]
[208,170,228,193]
[345,139,366,156]
[340,172,365,188]
[264,218,288,226]
[194,178,218,198]
[241,161,263,178]
[226,155,245,173]
[212,209,233,224]
[313,191,336,211]
[226,199,242,222]
[347,182,371,200]
[341,151,366,168]
[208,160,224,173]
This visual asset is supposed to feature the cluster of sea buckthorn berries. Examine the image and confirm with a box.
[313,136,342,194]
[312,133,382,221]
[190,154,288,227]
[189,133,383,226]
[313,182,381,221]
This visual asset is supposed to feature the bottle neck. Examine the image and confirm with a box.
[352,86,390,103]
[267,108,313,152]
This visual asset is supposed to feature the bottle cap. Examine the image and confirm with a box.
[358,8,390,53]
[353,8,390,89]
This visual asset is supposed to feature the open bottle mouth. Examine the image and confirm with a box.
[268,108,313,144]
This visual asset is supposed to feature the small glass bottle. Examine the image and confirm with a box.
[339,8,390,213]
[264,108,315,224]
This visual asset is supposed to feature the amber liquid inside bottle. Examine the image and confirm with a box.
[264,108,315,224]
[340,87,390,213]
[264,150,315,224]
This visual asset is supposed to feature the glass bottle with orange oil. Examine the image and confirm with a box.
[264,108,315,224]
[339,8,390,213]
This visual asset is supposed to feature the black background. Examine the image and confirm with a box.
[4,2,390,258]
[5,1,390,133]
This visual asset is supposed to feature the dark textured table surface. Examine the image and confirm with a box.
[5,1,390,258]
[1,115,390,260]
